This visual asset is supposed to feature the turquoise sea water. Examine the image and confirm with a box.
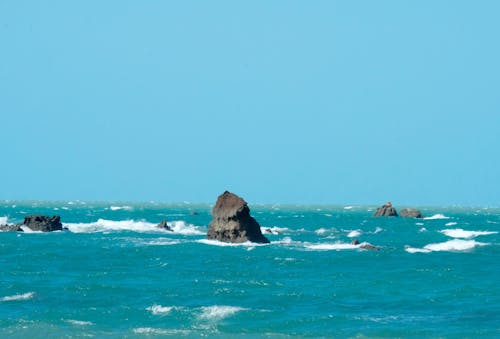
[0,201,499,338]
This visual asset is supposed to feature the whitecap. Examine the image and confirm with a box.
[110,206,133,211]
[261,226,289,235]
[147,305,174,315]
[1,292,35,301]
[347,230,361,238]
[139,239,181,246]
[198,306,247,321]
[305,243,359,251]
[197,239,268,247]
[344,206,354,210]
[64,219,158,233]
[419,227,427,233]
[373,227,383,234]
[169,221,205,235]
[423,214,450,220]
[440,229,497,239]
[133,328,190,335]
[315,228,328,235]
[0,216,9,225]
[66,319,94,326]
[445,222,458,226]
[407,239,488,253]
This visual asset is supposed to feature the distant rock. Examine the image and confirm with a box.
[157,220,172,231]
[22,215,63,232]
[0,224,23,232]
[351,239,380,251]
[373,202,398,217]
[207,191,270,244]
[400,208,424,218]
[189,211,199,216]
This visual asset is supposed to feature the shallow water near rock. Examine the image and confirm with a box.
[1,201,499,337]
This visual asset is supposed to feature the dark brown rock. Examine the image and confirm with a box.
[400,208,423,218]
[22,215,63,232]
[207,191,269,243]
[373,202,398,217]
[157,220,172,231]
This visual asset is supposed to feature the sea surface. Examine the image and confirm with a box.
[1,201,499,338]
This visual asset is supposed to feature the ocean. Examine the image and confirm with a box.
[0,201,499,338]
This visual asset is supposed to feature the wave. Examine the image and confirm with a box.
[305,242,360,251]
[133,328,191,335]
[146,305,175,315]
[64,219,203,235]
[0,216,9,225]
[65,319,94,326]
[197,239,268,247]
[445,222,458,226]
[109,206,133,211]
[261,226,289,235]
[198,306,247,321]
[440,229,498,239]
[347,230,362,238]
[1,292,35,301]
[423,214,450,220]
[406,239,488,253]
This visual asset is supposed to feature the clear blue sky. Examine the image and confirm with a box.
[1,1,499,206]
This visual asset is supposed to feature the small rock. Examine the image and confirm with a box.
[157,220,173,231]
[400,208,424,218]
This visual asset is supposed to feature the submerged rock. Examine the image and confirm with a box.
[0,224,23,232]
[207,191,270,244]
[351,239,380,251]
[22,215,63,232]
[400,208,423,218]
[157,220,172,231]
[373,202,398,217]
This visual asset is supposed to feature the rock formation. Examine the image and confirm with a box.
[372,202,398,217]
[22,215,63,232]
[400,208,423,218]
[207,191,270,243]
[157,220,172,231]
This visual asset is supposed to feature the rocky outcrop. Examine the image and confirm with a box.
[22,215,63,232]
[400,208,423,218]
[373,202,398,217]
[207,191,270,243]
[157,220,172,231]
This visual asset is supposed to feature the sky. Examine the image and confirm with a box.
[1,1,499,206]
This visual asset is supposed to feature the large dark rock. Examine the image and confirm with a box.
[22,215,63,232]
[207,191,270,243]
[400,208,423,218]
[373,202,398,217]
[157,220,173,231]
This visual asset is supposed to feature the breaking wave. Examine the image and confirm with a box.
[197,239,268,247]
[423,214,450,220]
[347,230,362,238]
[109,205,133,211]
[198,305,247,321]
[0,216,9,225]
[1,292,35,301]
[305,242,362,251]
[146,304,175,315]
[64,219,203,235]
[440,229,498,239]
[406,239,488,253]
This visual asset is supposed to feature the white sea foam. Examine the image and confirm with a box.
[344,206,354,210]
[406,239,488,253]
[110,205,133,211]
[373,227,383,234]
[419,227,427,233]
[315,228,328,235]
[66,319,94,326]
[147,305,174,315]
[198,306,247,321]
[445,222,458,226]
[261,226,289,235]
[0,216,9,225]
[305,243,359,251]
[169,221,204,235]
[139,238,181,246]
[1,292,35,301]
[197,239,268,247]
[424,214,450,220]
[133,328,190,335]
[64,219,203,235]
[440,229,497,239]
[347,230,361,238]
